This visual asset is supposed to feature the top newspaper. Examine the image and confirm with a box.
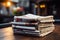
[14,14,55,22]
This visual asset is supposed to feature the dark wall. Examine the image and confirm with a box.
[0,15,14,23]
[46,0,60,19]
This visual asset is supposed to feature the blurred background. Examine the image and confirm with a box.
[0,0,60,23]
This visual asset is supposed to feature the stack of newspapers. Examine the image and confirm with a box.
[38,16,55,36]
[11,14,55,37]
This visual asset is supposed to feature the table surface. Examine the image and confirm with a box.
[0,24,60,40]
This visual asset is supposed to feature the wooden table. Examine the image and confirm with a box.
[0,24,60,40]
[14,24,60,40]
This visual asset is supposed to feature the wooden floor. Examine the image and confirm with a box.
[14,24,60,40]
[0,23,60,40]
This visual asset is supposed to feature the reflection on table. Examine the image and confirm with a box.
[0,27,15,40]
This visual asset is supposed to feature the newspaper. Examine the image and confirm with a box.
[12,14,55,37]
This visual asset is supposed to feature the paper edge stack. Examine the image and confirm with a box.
[38,16,55,36]
[11,14,55,37]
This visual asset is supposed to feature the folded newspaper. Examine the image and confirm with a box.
[12,14,55,37]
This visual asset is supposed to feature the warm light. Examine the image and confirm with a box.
[35,5,38,8]
[40,4,45,8]
[6,1,11,7]
[2,1,12,7]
